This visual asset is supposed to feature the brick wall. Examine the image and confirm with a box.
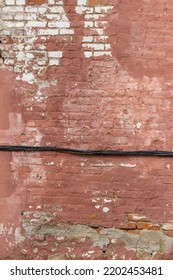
[1,0,173,259]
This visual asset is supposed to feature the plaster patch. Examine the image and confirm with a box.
[15,227,25,244]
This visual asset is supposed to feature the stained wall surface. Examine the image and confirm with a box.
[1,0,173,259]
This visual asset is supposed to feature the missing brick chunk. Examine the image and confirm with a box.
[0,50,4,63]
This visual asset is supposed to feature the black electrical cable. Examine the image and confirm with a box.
[0,145,173,157]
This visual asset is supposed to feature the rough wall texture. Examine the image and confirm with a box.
[1,0,173,259]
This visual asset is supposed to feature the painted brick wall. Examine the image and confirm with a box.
[1,0,173,259]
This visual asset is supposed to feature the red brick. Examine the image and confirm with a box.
[26,0,37,5]
[87,0,113,5]
[26,0,46,4]
[37,0,46,4]
[162,231,173,238]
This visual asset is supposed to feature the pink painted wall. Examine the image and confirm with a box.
[1,0,173,259]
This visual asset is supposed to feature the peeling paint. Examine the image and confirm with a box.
[103,207,110,213]
[120,163,137,168]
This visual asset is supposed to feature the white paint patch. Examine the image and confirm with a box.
[135,122,142,129]
[21,72,35,84]
[76,2,113,57]
[120,163,137,168]
[167,164,171,170]
[95,205,101,209]
[131,214,147,221]
[46,161,55,166]
[82,250,94,257]
[84,51,93,58]
[103,207,110,213]
[104,198,112,203]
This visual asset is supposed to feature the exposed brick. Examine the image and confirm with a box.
[26,0,46,4]
[137,222,160,230]
[128,214,150,223]
[87,0,113,5]
[26,0,37,5]
[37,0,46,4]
[162,231,173,238]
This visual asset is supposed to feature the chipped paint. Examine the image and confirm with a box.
[103,207,110,213]
[76,1,113,57]
[120,163,137,168]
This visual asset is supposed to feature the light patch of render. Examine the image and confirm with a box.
[0,103,46,233]
[0,113,24,143]
[15,227,25,244]
[21,212,173,257]
[76,0,113,57]
[111,62,164,145]
[0,113,28,196]
[3,112,45,175]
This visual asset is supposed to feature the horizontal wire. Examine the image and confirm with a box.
[0,145,173,156]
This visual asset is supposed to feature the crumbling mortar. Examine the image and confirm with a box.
[21,215,173,256]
